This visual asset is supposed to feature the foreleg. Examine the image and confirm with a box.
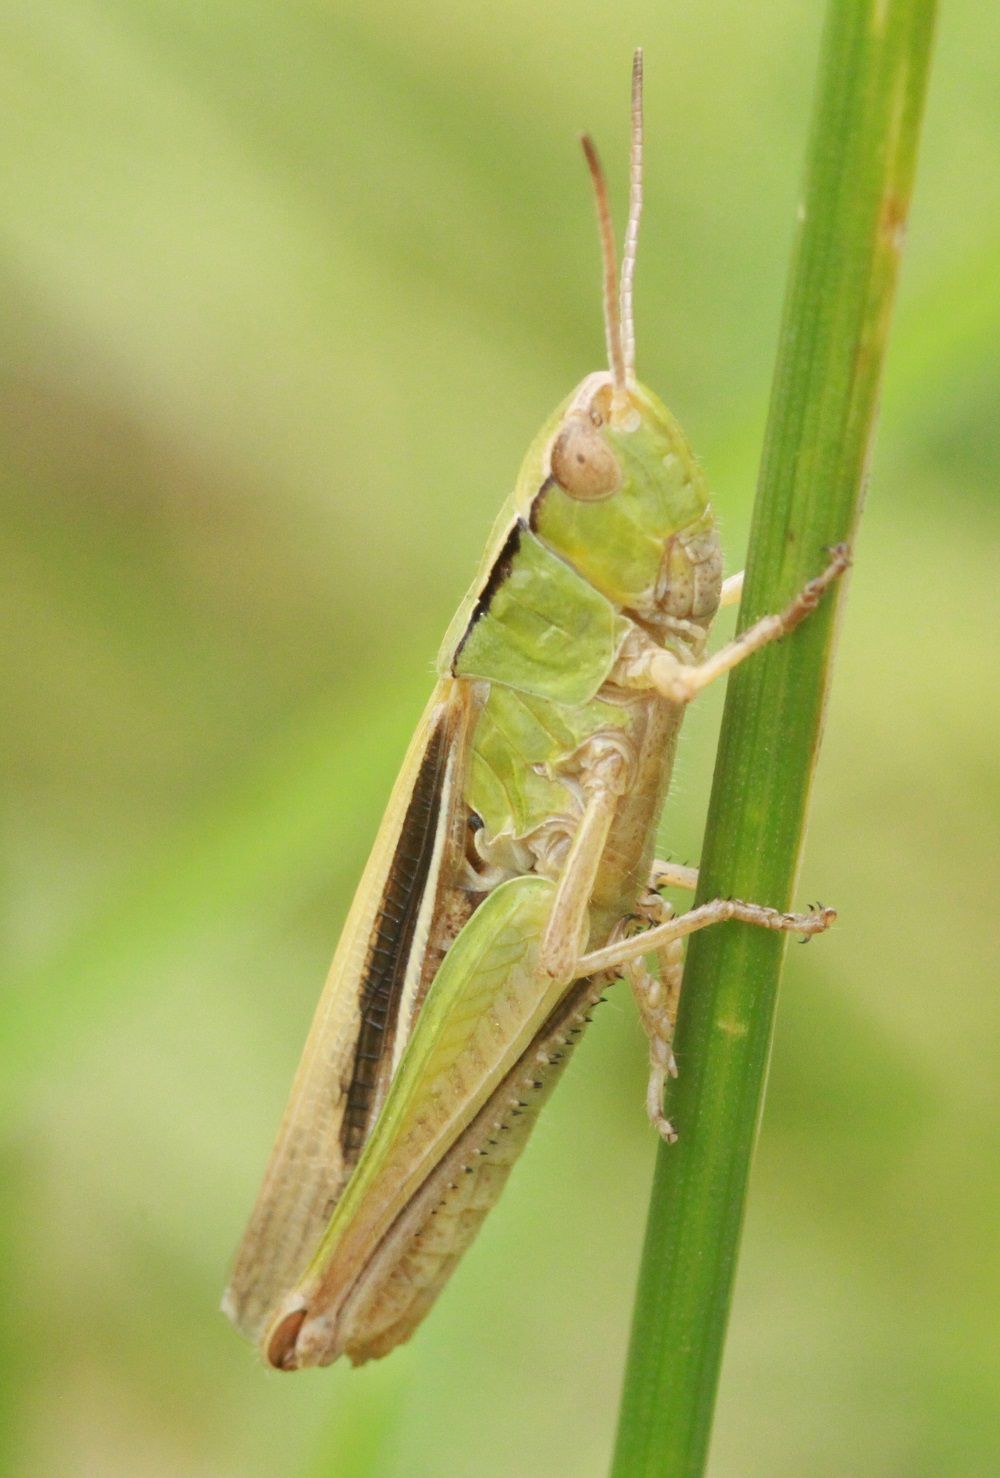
[614,545,850,704]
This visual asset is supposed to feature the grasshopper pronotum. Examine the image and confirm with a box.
[223,51,847,1371]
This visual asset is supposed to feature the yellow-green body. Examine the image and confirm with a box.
[223,371,724,1368]
[221,48,849,1369]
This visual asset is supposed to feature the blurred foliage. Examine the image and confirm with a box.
[1,2,997,1475]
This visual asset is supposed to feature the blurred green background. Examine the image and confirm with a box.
[3,2,997,1474]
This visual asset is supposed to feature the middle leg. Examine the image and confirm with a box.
[612,889,686,1142]
[591,892,834,1140]
[578,896,836,978]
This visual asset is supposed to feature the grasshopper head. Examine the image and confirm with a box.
[524,53,717,618]
[526,370,714,616]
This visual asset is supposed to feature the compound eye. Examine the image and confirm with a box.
[549,418,621,501]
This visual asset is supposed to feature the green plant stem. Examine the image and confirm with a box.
[611,2,936,1474]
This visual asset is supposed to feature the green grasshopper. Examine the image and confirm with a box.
[223,51,846,1371]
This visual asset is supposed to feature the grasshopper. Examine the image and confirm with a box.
[223,51,846,1371]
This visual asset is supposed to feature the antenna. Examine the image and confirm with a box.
[581,134,627,405]
[620,48,643,383]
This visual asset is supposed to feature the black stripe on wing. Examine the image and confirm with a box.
[340,715,450,1159]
